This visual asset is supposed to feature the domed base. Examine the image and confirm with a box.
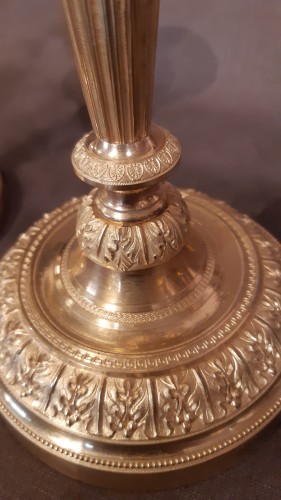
[0,189,280,490]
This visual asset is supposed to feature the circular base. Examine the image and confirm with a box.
[0,190,280,489]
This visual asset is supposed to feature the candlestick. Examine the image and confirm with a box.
[0,0,280,490]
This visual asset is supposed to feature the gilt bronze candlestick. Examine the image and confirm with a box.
[0,0,280,490]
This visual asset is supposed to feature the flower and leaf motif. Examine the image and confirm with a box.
[76,184,190,271]
[259,290,281,331]
[0,248,30,322]
[103,379,152,439]
[157,320,280,437]
[8,348,50,398]
[0,199,280,443]
[263,260,281,288]
[52,371,99,428]
[104,226,144,272]
[209,322,278,412]
[0,251,54,400]
[242,322,280,380]
[0,279,280,441]
[0,320,54,399]
[210,350,258,411]
[72,130,180,186]
[159,371,199,435]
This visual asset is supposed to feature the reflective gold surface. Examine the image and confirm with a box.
[0,0,280,490]
[0,191,280,489]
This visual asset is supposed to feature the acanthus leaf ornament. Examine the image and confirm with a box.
[0,0,280,490]
[0,193,280,451]
[76,183,190,271]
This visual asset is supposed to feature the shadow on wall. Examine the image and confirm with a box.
[166,101,281,238]
[0,133,46,239]
[256,200,281,242]
[1,24,280,244]
[152,26,281,241]
[154,25,219,107]
[62,70,90,132]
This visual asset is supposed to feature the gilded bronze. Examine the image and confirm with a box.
[0,0,280,490]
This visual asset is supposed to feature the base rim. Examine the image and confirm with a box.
[0,381,280,489]
[0,190,280,489]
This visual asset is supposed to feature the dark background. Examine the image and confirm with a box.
[0,0,280,498]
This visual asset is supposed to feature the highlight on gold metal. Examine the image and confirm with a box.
[0,0,280,490]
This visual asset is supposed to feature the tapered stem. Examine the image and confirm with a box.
[63,0,160,144]
[63,0,188,272]
[64,0,180,190]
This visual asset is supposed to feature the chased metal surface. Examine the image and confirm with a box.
[72,127,181,187]
[76,183,190,271]
[0,0,280,490]
[0,191,280,481]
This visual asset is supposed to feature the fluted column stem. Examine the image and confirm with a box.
[63,0,188,272]
[63,0,160,144]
